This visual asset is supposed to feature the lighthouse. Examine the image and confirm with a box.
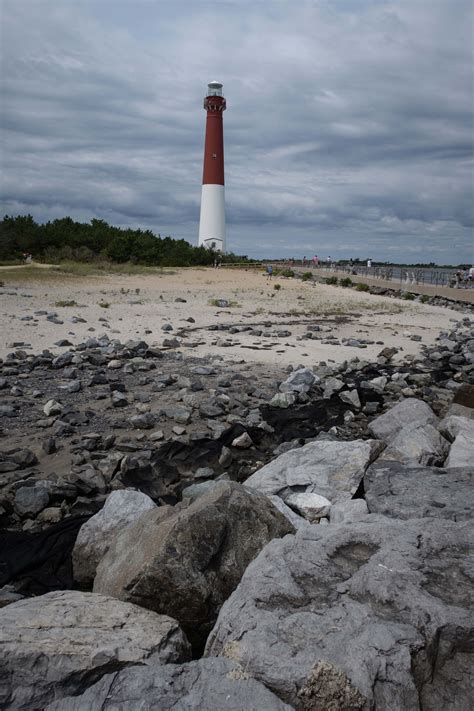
[198,80,226,252]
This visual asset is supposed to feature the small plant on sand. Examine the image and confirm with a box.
[279,268,295,278]
[339,277,353,288]
[273,283,281,291]
[55,299,77,307]
[98,301,110,308]
[325,276,338,285]
[402,292,415,300]
[419,294,430,303]
[301,272,313,282]
[355,283,370,292]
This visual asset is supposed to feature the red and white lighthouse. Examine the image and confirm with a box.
[198,80,226,252]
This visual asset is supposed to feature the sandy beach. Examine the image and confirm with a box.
[0,265,463,364]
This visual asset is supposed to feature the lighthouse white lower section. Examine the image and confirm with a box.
[198,184,226,252]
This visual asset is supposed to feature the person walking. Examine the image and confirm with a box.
[266,264,273,282]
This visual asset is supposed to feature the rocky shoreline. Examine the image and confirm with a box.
[0,306,473,709]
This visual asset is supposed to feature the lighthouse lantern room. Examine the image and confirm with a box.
[198,81,226,252]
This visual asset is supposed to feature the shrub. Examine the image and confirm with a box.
[355,283,370,292]
[339,277,353,288]
[301,271,313,281]
[98,301,110,308]
[278,268,295,278]
[325,276,338,285]
[402,292,415,300]
[419,294,430,303]
[274,283,281,291]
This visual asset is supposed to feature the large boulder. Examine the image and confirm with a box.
[0,590,190,711]
[377,423,449,466]
[368,398,438,441]
[244,439,383,505]
[364,460,473,521]
[45,657,292,710]
[279,367,319,393]
[206,517,473,710]
[94,481,294,650]
[444,433,474,468]
[72,489,156,585]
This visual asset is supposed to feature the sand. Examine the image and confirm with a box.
[0,266,463,365]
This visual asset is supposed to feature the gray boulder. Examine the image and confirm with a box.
[244,439,383,505]
[438,414,474,441]
[364,460,473,521]
[45,657,292,711]
[72,490,156,585]
[14,485,49,516]
[0,590,190,711]
[206,517,472,710]
[377,423,449,466]
[369,398,438,441]
[330,498,368,524]
[94,481,294,649]
[267,494,310,530]
[444,433,474,468]
[279,367,319,394]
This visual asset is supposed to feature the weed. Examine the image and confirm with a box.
[301,272,313,281]
[419,294,430,303]
[325,276,338,285]
[98,301,110,308]
[402,292,415,300]
[54,299,78,307]
[274,283,281,291]
[355,283,370,292]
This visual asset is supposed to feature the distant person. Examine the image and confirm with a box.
[367,258,372,269]
[266,264,273,281]
[303,256,306,265]
[469,266,474,282]
[312,254,319,267]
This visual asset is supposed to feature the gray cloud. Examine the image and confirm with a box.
[1,0,472,262]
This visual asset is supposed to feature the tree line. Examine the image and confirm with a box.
[0,215,248,266]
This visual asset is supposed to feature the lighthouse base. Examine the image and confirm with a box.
[198,184,226,252]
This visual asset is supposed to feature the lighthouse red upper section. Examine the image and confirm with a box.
[202,92,226,186]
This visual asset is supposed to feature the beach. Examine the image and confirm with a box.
[0,265,463,364]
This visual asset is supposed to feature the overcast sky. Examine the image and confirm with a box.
[1,0,473,263]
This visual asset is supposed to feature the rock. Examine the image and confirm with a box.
[43,399,62,417]
[107,359,123,369]
[0,590,190,710]
[206,517,472,710]
[286,492,332,522]
[231,431,253,448]
[439,414,474,442]
[444,433,474,468]
[182,479,221,503]
[323,377,344,398]
[279,367,319,393]
[14,486,49,516]
[45,657,292,711]
[378,423,449,466]
[269,392,296,408]
[339,389,361,408]
[73,490,157,585]
[448,383,474,418]
[93,481,294,650]
[162,405,192,424]
[267,494,309,530]
[245,439,383,505]
[369,397,438,441]
[129,413,155,429]
[364,460,473,521]
[330,498,368,523]
[42,437,57,455]
[111,390,128,407]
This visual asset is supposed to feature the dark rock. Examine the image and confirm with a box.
[94,481,294,651]
[111,390,128,408]
[14,486,49,516]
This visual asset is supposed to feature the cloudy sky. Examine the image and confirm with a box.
[1,0,473,262]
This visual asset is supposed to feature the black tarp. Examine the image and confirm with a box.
[0,515,89,595]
